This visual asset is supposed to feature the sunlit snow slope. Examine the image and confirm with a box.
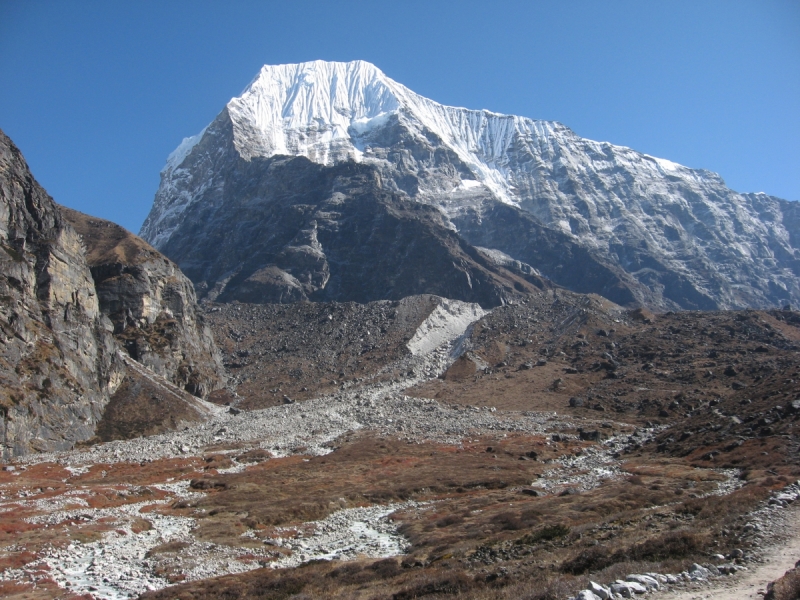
[141,60,800,310]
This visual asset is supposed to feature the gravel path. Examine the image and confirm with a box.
[655,496,800,600]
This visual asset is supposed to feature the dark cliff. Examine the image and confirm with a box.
[0,130,120,456]
[0,129,226,456]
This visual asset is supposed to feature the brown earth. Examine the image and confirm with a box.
[2,294,799,600]
[140,300,799,599]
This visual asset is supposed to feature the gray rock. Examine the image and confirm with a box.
[140,139,543,309]
[589,580,612,599]
[617,580,647,594]
[610,582,634,597]
[689,563,711,579]
[580,429,602,441]
[141,61,800,312]
[626,574,659,590]
[0,130,121,456]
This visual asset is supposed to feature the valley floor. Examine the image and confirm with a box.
[1,294,799,600]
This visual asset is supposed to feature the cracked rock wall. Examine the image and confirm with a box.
[0,129,121,456]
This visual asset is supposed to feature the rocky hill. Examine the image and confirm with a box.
[145,149,548,308]
[61,206,225,400]
[0,130,225,456]
[141,60,800,311]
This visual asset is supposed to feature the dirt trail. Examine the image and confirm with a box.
[659,503,800,600]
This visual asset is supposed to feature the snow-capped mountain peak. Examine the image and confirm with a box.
[226,60,402,163]
[141,60,800,311]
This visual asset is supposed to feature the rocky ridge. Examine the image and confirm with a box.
[141,151,546,308]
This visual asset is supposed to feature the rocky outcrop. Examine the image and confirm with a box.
[61,207,225,398]
[0,130,121,456]
[0,129,226,456]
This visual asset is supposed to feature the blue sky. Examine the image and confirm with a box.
[1,0,798,233]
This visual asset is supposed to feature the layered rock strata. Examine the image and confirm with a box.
[0,130,120,456]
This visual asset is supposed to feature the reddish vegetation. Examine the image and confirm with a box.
[3,298,799,599]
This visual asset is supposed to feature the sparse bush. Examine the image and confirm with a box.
[562,529,707,575]
[392,571,478,599]
[629,531,707,562]
[493,511,524,531]
[517,524,570,545]
[436,514,464,528]
[371,558,402,579]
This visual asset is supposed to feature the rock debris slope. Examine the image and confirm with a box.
[204,294,485,410]
[142,60,800,310]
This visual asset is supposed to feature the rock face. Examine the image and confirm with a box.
[0,129,225,456]
[141,60,800,310]
[0,130,120,456]
[61,207,225,398]
[145,147,547,307]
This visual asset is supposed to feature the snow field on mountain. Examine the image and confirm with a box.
[406,298,486,356]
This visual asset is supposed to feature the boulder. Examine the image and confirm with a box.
[588,580,612,599]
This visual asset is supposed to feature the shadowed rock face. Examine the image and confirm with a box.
[0,129,226,456]
[153,148,549,308]
[0,129,121,456]
[61,207,225,398]
[142,61,800,311]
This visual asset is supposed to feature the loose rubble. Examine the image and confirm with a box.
[2,299,800,600]
[568,481,800,600]
[1,296,495,597]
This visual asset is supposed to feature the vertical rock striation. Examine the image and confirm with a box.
[0,130,120,456]
[0,129,226,455]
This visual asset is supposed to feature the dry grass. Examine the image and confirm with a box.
[7,305,800,599]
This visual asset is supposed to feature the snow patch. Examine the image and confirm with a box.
[407,299,485,356]
[350,111,395,134]
[645,154,683,173]
[452,179,483,193]
[163,127,207,174]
